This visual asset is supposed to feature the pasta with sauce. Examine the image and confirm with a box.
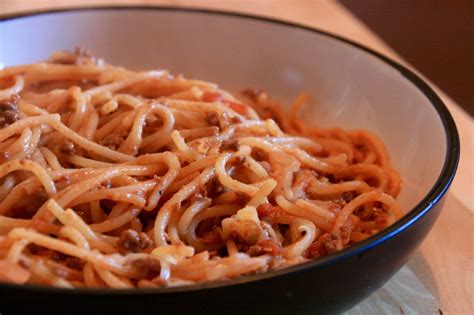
[0,49,403,288]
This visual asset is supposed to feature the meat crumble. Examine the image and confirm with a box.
[0,94,20,127]
[118,229,153,252]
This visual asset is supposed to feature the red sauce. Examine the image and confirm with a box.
[202,91,248,115]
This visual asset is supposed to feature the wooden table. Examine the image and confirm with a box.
[1,1,473,313]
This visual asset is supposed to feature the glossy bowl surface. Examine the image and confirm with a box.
[0,6,459,314]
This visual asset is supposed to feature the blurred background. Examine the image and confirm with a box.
[341,0,473,115]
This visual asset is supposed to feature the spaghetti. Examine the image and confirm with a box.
[0,49,403,288]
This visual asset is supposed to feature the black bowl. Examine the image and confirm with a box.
[0,6,459,314]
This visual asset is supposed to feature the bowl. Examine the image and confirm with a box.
[0,6,459,314]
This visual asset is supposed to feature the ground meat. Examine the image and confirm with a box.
[59,141,76,154]
[220,140,240,152]
[27,244,65,261]
[27,244,85,272]
[132,258,161,279]
[100,134,124,150]
[247,239,282,257]
[195,217,221,238]
[341,191,355,202]
[354,205,373,221]
[355,205,389,226]
[0,94,20,127]
[257,203,296,225]
[373,208,390,226]
[205,112,219,126]
[199,225,223,245]
[322,235,344,253]
[305,233,344,259]
[64,257,85,270]
[218,111,242,128]
[328,200,345,213]
[235,192,250,205]
[118,229,153,252]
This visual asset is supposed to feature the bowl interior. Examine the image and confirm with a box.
[0,8,447,213]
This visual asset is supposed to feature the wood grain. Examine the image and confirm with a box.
[1,1,473,314]
[349,267,440,314]
[416,194,474,314]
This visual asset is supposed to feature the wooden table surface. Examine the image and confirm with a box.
[1,1,473,314]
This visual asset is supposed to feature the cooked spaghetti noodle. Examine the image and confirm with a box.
[0,49,403,288]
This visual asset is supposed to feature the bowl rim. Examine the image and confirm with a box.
[0,5,460,295]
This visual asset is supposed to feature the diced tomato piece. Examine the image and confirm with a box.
[202,91,248,115]
[247,239,282,257]
[200,226,223,245]
[257,203,272,218]
[202,91,223,102]
[227,101,248,115]
[256,203,295,224]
